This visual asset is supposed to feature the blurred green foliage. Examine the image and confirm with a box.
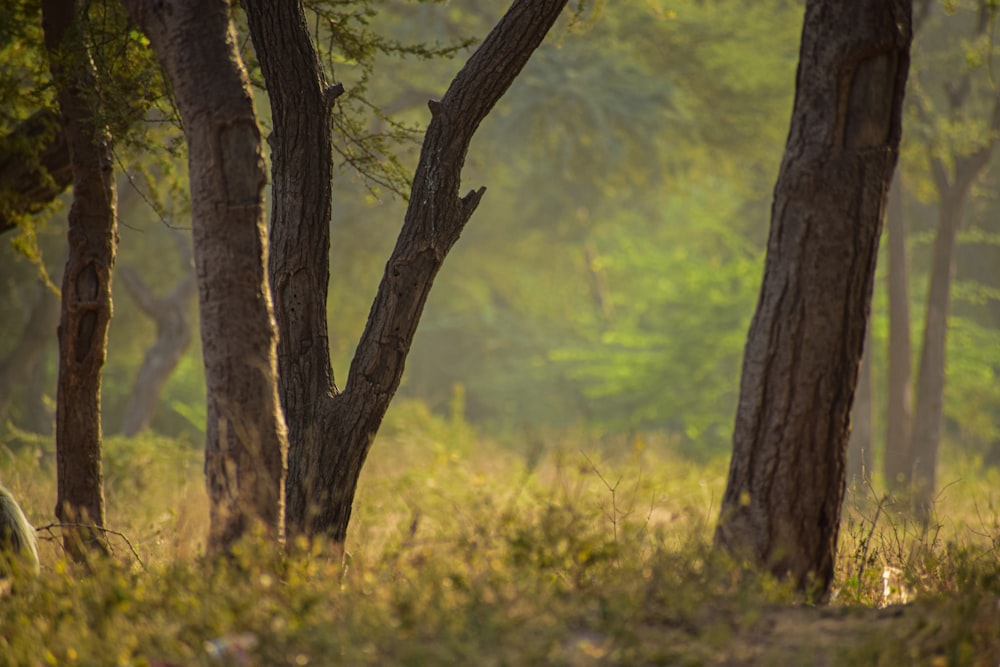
[1,0,999,471]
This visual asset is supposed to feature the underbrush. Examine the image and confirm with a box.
[1,413,999,665]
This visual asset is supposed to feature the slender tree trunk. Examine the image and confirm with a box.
[42,0,118,557]
[245,0,569,542]
[910,190,970,516]
[909,110,998,517]
[122,0,289,554]
[118,263,196,437]
[714,0,911,598]
[847,335,873,490]
[25,347,53,435]
[906,8,1000,518]
[884,171,913,491]
[0,281,59,425]
[910,200,960,516]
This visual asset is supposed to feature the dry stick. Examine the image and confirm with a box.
[581,451,623,550]
[856,494,887,587]
[35,522,145,570]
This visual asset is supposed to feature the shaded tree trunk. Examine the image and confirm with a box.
[905,3,1000,519]
[883,171,913,491]
[42,0,118,558]
[0,281,59,426]
[118,262,196,437]
[245,0,568,542]
[910,138,996,516]
[24,347,53,435]
[122,0,289,554]
[847,335,873,490]
[714,0,911,598]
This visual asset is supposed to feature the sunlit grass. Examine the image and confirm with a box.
[1,409,999,665]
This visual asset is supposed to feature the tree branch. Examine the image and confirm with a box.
[343,0,569,406]
[0,108,73,235]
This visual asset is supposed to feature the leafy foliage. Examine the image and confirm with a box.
[551,182,760,453]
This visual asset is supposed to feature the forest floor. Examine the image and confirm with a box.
[2,419,999,665]
[712,603,975,665]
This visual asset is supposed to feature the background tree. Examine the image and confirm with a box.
[883,172,913,491]
[117,251,195,437]
[714,0,911,597]
[907,2,1000,515]
[0,279,58,428]
[847,336,873,488]
[393,1,801,447]
[121,0,289,553]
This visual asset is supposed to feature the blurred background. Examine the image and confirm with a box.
[2,0,998,476]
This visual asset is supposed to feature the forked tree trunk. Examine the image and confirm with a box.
[910,143,995,516]
[245,0,569,542]
[122,0,289,554]
[714,0,911,598]
[42,0,118,558]
[118,263,196,437]
[883,172,913,491]
[906,6,1000,519]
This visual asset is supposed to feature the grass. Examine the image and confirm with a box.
[1,407,999,665]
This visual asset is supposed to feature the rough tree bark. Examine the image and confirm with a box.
[244,0,568,542]
[714,0,911,597]
[121,0,289,553]
[42,0,118,557]
[883,172,913,491]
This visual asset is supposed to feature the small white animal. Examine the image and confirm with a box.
[0,483,40,576]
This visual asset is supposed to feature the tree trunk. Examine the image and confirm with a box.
[0,281,59,426]
[42,0,118,558]
[714,0,911,598]
[122,0,289,554]
[906,9,1000,518]
[241,0,338,541]
[883,171,913,491]
[910,193,962,517]
[245,0,568,542]
[118,262,196,437]
[910,151,993,516]
[846,335,873,490]
[24,347,53,435]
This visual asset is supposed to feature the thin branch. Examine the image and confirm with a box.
[35,522,146,569]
